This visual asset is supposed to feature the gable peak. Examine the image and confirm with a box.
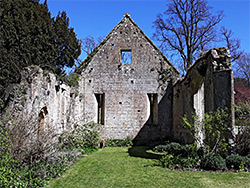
[123,13,131,18]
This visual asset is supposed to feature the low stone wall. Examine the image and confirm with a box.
[2,66,85,134]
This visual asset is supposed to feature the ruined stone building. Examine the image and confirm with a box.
[3,14,235,144]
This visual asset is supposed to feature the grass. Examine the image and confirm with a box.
[46,147,250,188]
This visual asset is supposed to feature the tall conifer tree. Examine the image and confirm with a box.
[0,0,81,97]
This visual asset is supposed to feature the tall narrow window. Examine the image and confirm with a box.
[121,50,131,64]
[147,93,158,125]
[95,93,105,125]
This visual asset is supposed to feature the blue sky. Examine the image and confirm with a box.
[46,0,250,61]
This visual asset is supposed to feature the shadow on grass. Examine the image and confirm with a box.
[128,146,163,159]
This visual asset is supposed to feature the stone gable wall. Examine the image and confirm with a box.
[82,15,178,142]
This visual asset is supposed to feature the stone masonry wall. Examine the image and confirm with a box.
[2,15,235,146]
[3,66,85,135]
[82,14,179,143]
[173,47,235,144]
[2,14,179,144]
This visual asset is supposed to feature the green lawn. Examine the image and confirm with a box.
[46,147,250,188]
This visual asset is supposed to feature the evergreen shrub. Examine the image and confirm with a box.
[200,153,227,170]
[153,142,183,155]
[159,154,200,169]
[153,142,198,158]
[105,139,133,147]
[226,154,250,170]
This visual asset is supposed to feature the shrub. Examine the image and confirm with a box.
[243,157,250,170]
[226,154,250,171]
[200,153,227,170]
[0,119,83,187]
[0,122,21,187]
[226,154,244,170]
[203,109,232,154]
[59,122,102,150]
[235,101,250,156]
[153,142,198,158]
[183,108,233,155]
[20,151,80,181]
[1,99,99,187]
[105,139,133,147]
[155,143,200,169]
[152,145,168,153]
[1,148,83,187]
[1,114,93,187]
[182,144,199,158]
[153,142,183,155]
[1,110,57,165]
[158,154,174,168]
[158,154,200,169]
[0,120,43,187]
[173,156,200,169]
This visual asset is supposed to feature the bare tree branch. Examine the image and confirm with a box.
[80,36,96,56]
[234,53,250,87]
[153,0,224,71]
[220,26,243,62]
[80,36,105,56]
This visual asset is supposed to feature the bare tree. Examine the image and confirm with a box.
[153,0,224,71]
[80,36,96,56]
[234,53,250,86]
[96,36,104,44]
[220,26,242,62]
[80,36,104,56]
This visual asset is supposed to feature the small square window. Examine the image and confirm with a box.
[121,50,131,64]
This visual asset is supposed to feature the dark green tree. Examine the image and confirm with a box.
[0,0,81,97]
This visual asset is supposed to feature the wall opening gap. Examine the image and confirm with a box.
[147,93,158,125]
[95,93,105,125]
[192,82,205,147]
[121,50,131,64]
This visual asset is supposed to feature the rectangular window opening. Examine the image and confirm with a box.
[121,50,131,64]
[95,93,105,125]
[147,93,158,125]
